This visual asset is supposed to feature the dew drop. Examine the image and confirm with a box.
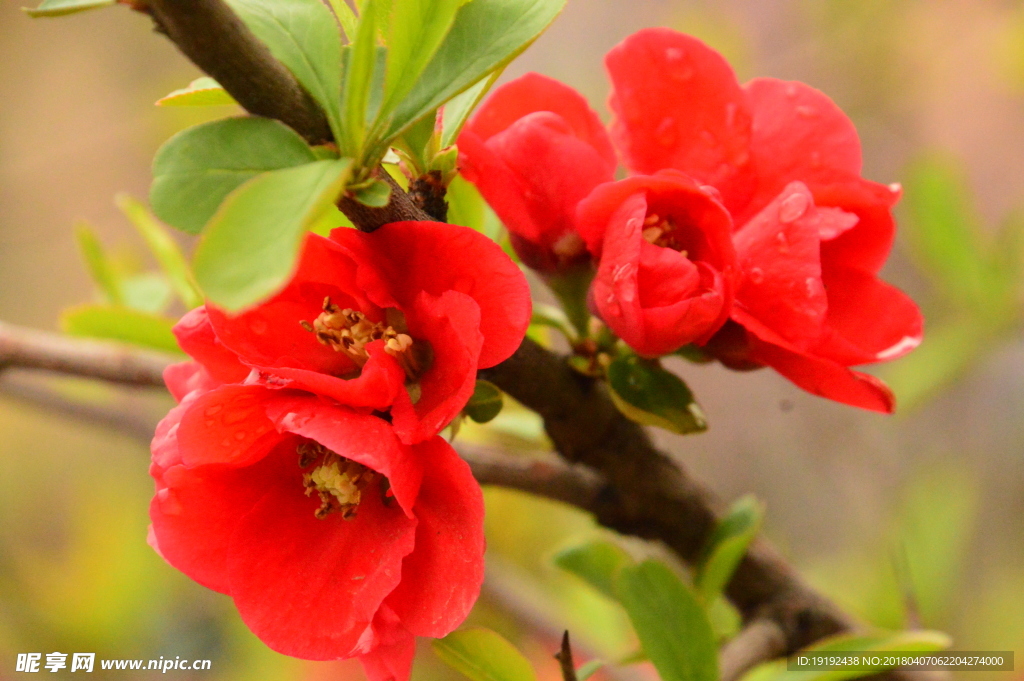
[779,192,809,223]
[220,438,232,448]
[775,231,790,253]
[604,294,622,317]
[888,182,902,194]
[612,263,633,282]
[748,267,765,284]
[249,318,269,335]
[785,83,798,98]
[626,217,643,230]
[234,431,247,441]
[796,105,817,118]
[204,404,223,417]
[222,408,249,426]
[809,151,822,168]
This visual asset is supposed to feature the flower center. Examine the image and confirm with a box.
[297,440,387,520]
[641,213,689,257]
[301,297,429,381]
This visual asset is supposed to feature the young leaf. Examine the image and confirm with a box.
[381,0,464,119]
[325,0,358,41]
[902,155,993,306]
[351,178,392,207]
[61,305,181,354]
[383,0,568,141]
[156,77,238,107]
[192,159,352,311]
[695,495,764,604]
[529,303,577,343]
[576,660,605,681]
[340,0,381,156]
[554,540,634,601]
[115,195,204,309]
[616,561,717,681]
[74,223,123,305]
[783,630,952,681]
[118,272,174,314]
[151,116,318,235]
[23,0,113,17]
[433,627,537,681]
[441,69,503,148]
[464,380,503,424]
[226,0,344,137]
[606,355,707,435]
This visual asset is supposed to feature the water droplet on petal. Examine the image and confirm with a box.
[805,277,821,299]
[779,192,809,223]
[809,151,822,168]
[626,217,642,231]
[204,405,223,417]
[785,83,798,98]
[234,431,247,441]
[604,294,622,317]
[249,318,268,335]
[775,231,790,253]
[748,267,765,284]
[889,182,902,194]
[796,105,817,118]
[220,438,232,448]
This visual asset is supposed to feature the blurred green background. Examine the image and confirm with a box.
[2,0,1024,679]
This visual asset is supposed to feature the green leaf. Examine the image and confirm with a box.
[447,175,487,232]
[784,630,952,681]
[554,540,634,601]
[383,0,568,141]
[193,159,352,311]
[61,305,181,354]
[464,380,503,423]
[606,354,707,435]
[902,155,994,305]
[576,660,604,681]
[529,303,576,342]
[115,195,203,309]
[340,0,381,156]
[441,69,503,148]
[118,272,174,314]
[351,178,392,207]
[226,0,344,137]
[695,495,764,604]
[74,223,123,305]
[616,561,718,681]
[156,77,238,107]
[151,116,318,235]
[23,0,113,17]
[432,627,537,681]
[325,0,358,41]
[380,0,464,120]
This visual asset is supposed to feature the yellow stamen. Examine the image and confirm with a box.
[297,441,379,520]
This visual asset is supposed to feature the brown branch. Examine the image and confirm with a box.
[140,0,333,145]
[555,631,579,681]
[481,338,859,652]
[337,171,436,232]
[719,619,788,681]
[0,321,173,387]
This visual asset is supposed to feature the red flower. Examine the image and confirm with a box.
[149,387,484,680]
[604,28,922,411]
[577,171,736,357]
[174,221,530,443]
[458,73,617,272]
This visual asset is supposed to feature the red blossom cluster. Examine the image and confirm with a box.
[460,28,923,412]
[149,27,924,681]
[149,223,530,680]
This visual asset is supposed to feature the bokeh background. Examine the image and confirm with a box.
[2,0,1023,679]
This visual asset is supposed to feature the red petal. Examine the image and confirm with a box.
[732,183,827,348]
[742,78,862,218]
[384,437,485,638]
[150,430,289,594]
[227,451,417,660]
[459,114,613,268]
[172,307,250,384]
[464,73,616,167]
[390,291,482,445]
[578,173,735,356]
[207,234,377,376]
[747,335,896,413]
[163,361,221,402]
[815,176,901,275]
[605,28,754,208]
[357,611,416,681]
[813,266,923,365]
[263,395,424,515]
[252,341,406,411]
[335,221,530,369]
[177,385,280,468]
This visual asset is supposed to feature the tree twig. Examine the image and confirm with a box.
[0,321,172,387]
[555,631,579,681]
[719,619,788,681]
